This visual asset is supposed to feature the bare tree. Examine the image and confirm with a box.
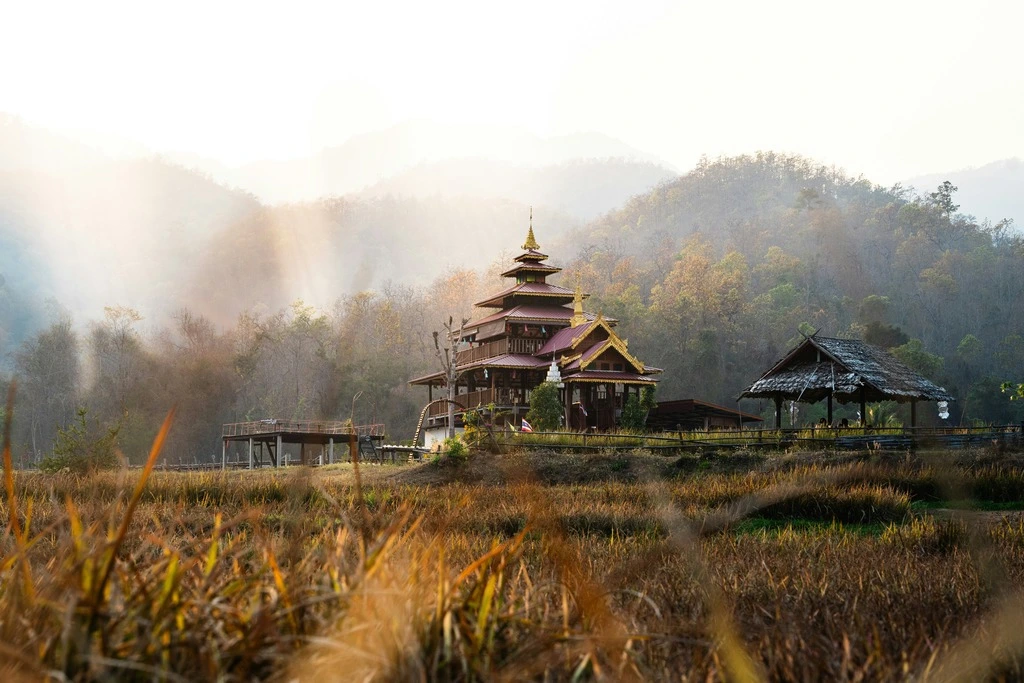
[432,315,469,439]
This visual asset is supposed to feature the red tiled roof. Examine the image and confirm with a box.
[514,249,549,262]
[408,369,445,385]
[561,340,607,371]
[467,305,600,330]
[459,354,548,371]
[537,323,590,355]
[563,370,658,383]
[500,263,562,277]
[475,282,575,308]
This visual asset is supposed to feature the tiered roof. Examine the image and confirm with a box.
[414,217,660,387]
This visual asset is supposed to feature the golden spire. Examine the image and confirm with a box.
[570,273,586,327]
[522,206,540,250]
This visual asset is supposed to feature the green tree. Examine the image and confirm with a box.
[891,339,944,379]
[39,408,120,474]
[526,382,562,431]
[620,387,656,431]
[929,180,959,218]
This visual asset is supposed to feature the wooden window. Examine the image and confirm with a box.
[613,363,623,371]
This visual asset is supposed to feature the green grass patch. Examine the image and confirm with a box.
[733,517,886,537]
[911,499,1024,511]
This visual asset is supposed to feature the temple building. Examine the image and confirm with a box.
[410,220,661,442]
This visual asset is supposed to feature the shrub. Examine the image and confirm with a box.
[526,381,563,431]
[39,408,120,474]
[442,436,468,461]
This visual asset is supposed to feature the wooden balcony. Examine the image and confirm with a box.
[456,338,507,365]
[455,337,546,366]
[508,337,545,355]
[427,388,527,417]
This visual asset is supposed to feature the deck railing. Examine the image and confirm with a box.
[427,388,523,417]
[454,337,547,366]
[222,420,385,438]
[456,338,508,365]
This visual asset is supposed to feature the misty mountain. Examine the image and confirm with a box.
[187,196,577,324]
[174,121,675,208]
[359,157,675,221]
[0,133,261,353]
[0,119,585,349]
[907,158,1023,228]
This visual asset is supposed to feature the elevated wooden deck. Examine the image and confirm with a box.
[222,420,384,440]
[221,420,386,469]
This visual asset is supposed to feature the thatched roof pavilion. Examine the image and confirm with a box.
[739,334,953,428]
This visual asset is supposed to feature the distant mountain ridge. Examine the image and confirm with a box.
[907,158,1023,228]
[172,121,677,208]
[359,157,676,220]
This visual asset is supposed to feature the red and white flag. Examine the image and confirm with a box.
[520,418,534,433]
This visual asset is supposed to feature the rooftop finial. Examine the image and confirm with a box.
[570,272,586,327]
[522,206,540,250]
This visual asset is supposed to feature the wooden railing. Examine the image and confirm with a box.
[509,338,545,354]
[492,424,1024,452]
[454,337,547,365]
[456,338,507,365]
[222,420,385,438]
[427,388,524,417]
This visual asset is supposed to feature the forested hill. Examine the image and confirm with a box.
[565,153,1024,424]
[3,150,1023,466]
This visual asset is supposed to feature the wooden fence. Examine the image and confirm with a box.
[494,423,1024,453]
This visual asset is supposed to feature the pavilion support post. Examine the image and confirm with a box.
[276,434,283,468]
[428,384,433,402]
[221,439,226,471]
[349,434,357,463]
[774,395,782,430]
[910,400,917,429]
[248,437,253,470]
[319,444,324,467]
[329,437,334,465]
[859,389,867,427]
[827,392,833,426]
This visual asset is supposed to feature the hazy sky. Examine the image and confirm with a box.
[3,0,1021,183]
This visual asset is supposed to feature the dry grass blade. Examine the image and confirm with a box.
[924,591,1024,682]
[2,382,33,603]
[645,477,767,683]
[88,406,176,628]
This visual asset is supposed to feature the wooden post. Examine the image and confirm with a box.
[329,437,334,465]
[910,400,917,428]
[349,433,357,463]
[248,437,253,470]
[276,434,283,468]
[859,389,867,428]
[221,439,226,470]
[827,391,833,426]
[774,395,782,430]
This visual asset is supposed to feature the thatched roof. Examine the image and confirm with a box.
[740,335,954,404]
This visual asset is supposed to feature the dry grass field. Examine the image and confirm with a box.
[3,429,1024,680]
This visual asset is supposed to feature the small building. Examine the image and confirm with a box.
[410,219,661,442]
[647,399,763,431]
[739,333,954,428]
